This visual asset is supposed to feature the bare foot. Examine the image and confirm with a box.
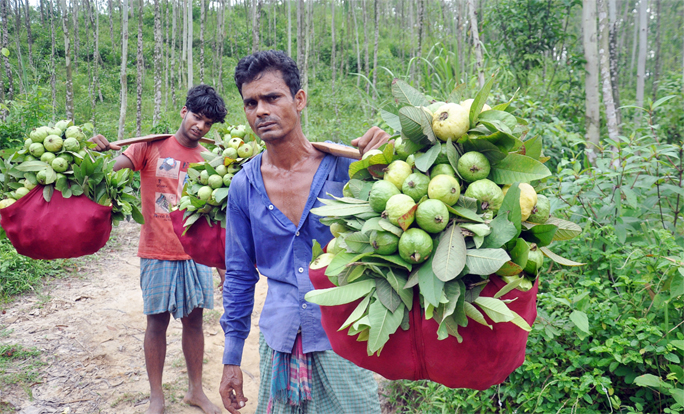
[184,389,222,414]
[144,394,165,414]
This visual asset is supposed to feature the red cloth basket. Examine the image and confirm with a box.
[309,265,538,390]
[0,185,113,260]
[170,209,225,269]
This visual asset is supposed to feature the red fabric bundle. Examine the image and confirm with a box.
[0,186,112,260]
[309,265,538,390]
[170,209,226,269]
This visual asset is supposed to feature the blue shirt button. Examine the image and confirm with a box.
[298,267,304,273]
[268,205,274,210]
[302,303,307,309]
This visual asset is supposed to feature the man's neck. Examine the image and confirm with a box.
[262,130,319,170]
[174,129,200,148]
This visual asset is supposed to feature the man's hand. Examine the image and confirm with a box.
[351,126,390,157]
[88,134,121,151]
[219,365,248,413]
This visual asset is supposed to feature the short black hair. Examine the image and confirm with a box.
[185,84,227,124]
[234,50,301,98]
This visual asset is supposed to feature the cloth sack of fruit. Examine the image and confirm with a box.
[170,209,226,269]
[0,185,112,260]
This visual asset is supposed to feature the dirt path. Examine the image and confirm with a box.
[0,221,267,414]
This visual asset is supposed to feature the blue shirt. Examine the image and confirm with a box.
[221,152,353,365]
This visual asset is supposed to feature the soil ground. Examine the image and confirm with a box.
[0,222,394,414]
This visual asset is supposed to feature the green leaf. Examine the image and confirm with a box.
[494,276,524,298]
[474,296,514,323]
[531,217,582,241]
[670,268,684,299]
[391,78,430,107]
[325,252,373,276]
[416,244,445,307]
[497,182,522,234]
[131,205,145,224]
[378,219,404,237]
[464,301,491,329]
[70,183,84,197]
[361,217,384,234]
[509,237,530,269]
[466,248,511,276]
[375,278,402,313]
[634,374,668,389]
[16,160,50,172]
[340,294,373,330]
[432,224,467,282]
[569,310,590,334]
[459,223,491,237]
[470,73,496,128]
[414,143,441,173]
[462,138,508,165]
[311,240,323,263]
[522,224,558,247]
[380,109,402,133]
[521,135,542,160]
[368,300,405,355]
[445,204,484,222]
[1,48,9,57]
[43,184,54,202]
[212,187,230,204]
[368,254,412,271]
[445,138,460,172]
[509,310,532,332]
[344,232,375,254]
[399,107,432,145]
[304,279,376,306]
[481,214,518,248]
[478,109,518,131]
[310,202,376,218]
[488,153,552,184]
[385,268,413,309]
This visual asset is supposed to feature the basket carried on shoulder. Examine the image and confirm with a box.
[170,209,225,269]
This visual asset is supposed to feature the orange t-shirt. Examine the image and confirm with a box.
[123,136,205,260]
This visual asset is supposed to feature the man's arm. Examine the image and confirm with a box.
[350,126,391,156]
[88,134,134,171]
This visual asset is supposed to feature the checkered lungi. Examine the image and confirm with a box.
[139,258,214,319]
[257,333,381,414]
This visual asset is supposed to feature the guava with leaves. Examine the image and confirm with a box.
[369,180,401,213]
[431,103,470,142]
[464,179,504,213]
[398,228,433,264]
[415,199,449,233]
[528,194,550,223]
[401,172,430,202]
[457,151,490,182]
[427,174,460,206]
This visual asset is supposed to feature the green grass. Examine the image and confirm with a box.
[0,344,45,389]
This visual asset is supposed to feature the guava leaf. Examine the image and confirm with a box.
[329,194,373,204]
[509,309,532,332]
[488,153,552,184]
[325,252,373,276]
[414,143,441,173]
[416,239,445,307]
[470,73,496,128]
[310,202,375,217]
[466,248,510,276]
[509,237,530,269]
[399,106,432,145]
[569,310,590,334]
[474,296,514,323]
[361,217,383,234]
[459,223,491,237]
[540,246,585,266]
[445,138,460,173]
[378,219,404,237]
[397,203,418,231]
[522,224,557,247]
[391,78,430,107]
[375,278,402,313]
[448,83,467,104]
[304,279,376,306]
[432,224,467,282]
[369,254,412,271]
[344,232,375,254]
[456,194,479,211]
[464,301,491,329]
[340,293,373,330]
[481,214,518,248]
[523,217,582,241]
[521,135,542,160]
[462,138,508,165]
[478,109,518,131]
[385,268,413,309]
[434,306,463,342]
[213,187,230,204]
[497,182,522,234]
[494,276,524,297]
[380,109,402,133]
[495,261,523,277]
[368,299,404,354]
[446,204,484,223]
[70,183,84,197]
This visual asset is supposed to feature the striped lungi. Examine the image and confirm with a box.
[257,333,381,414]
[139,258,214,319]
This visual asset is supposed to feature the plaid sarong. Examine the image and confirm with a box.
[267,332,313,413]
[258,333,381,414]
[139,258,214,319]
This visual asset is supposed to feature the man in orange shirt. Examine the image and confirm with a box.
[90,85,224,414]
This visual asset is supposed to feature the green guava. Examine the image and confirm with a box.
[40,152,57,164]
[464,179,504,213]
[362,149,383,160]
[222,173,233,187]
[433,142,451,165]
[59,153,74,163]
[427,174,460,206]
[24,138,33,151]
[227,163,241,174]
[29,142,45,158]
[459,98,491,114]
[23,180,36,190]
[208,188,222,205]
[199,170,210,185]
[197,185,213,201]
[228,138,244,150]
[457,151,491,182]
[383,160,413,190]
[342,181,354,198]
[15,187,30,199]
[369,180,401,213]
[223,147,238,159]
[430,163,456,179]
[524,243,544,275]
[65,126,86,141]
[54,119,73,132]
[231,126,247,138]
[215,165,228,176]
[63,137,80,152]
[310,253,335,270]
[384,193,416,227]
[431,103,470,142]
[528,194,550,224]
[51,157,69,173]
[208,174,224,189]
[370,231,399,255]
[415,199,450,233]
[406,154,415,168]
[36,169,48,185]
[44,135,63,153]
[401,172,430,202]
[502,182,538,221]
[330,222,349,238]
[398,228,433,264]
[30,127,49,143]
[238,144,254,158]
[0,198,16,209]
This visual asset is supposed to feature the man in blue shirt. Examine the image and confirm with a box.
[218,50,388,414]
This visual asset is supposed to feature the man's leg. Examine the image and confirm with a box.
[144,312,171,414]
[180,307,221,414]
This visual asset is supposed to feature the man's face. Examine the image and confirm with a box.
[179,107,215,141]
[241,71,306,143]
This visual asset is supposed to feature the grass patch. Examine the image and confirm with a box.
[0,344,45,388]
[110,392,149,409]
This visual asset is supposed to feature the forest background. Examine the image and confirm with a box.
[0,0,683,412]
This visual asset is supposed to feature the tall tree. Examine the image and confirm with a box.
[86,0,101,126]
[171,0,177,107]
[136,0,143,135]
[0,0,13,100]
[362,0,369,88]
[186,0,192,88]
[635,0,648,110]
[72,0,79,68]
[608,0,621,125]
[60,0,74,119]
[650,0,661,100]
[49,0,56,116]
[251,0,261,53]
[598,0,618,143]
[287,0,291,56]
[164,0,169,109]
[331,0,337,116]
[199,0,204,83]
[118,0,129,139]
[23,0,33,69]
[38,0,44,25]
[583,0,600,163]
[371,0,379,98]
[352,0,361,86]
[153,0,162,125]
[108,0,115,46]
[217,0,225,93]
[468,0,484,87]
[296,0,303,66]
[13,0,26,93]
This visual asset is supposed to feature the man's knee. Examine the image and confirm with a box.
[180,307,204,331]
[146,312,171,334]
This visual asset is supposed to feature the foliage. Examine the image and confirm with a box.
[0,343,45,387]
[0,86,53,149]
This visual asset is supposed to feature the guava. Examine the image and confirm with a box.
[75,150,87,165]
[459,98,491,114]
[24,138,33,151]
[385,193,416,227]
[330,222,349,238]
[406,154,415,168]
[415,199,450,234]
[426,101,446,115]
[65,126,86,141]
[30,127,49,143]
[432,103,470,142]
[197,185,213,201]
[457,151,490,182]
[208,174,224,189]
[383,160,413,190]
[310,252,335,270]
[430,163,456,179]
[199,170,210,185]
[215,165,228,176]
[46,127,62,137]
[231,126,247,138]
[395,138,419,160]
[222,173,233,187]
[227,163,242,174]
[228,138,244,150]
[528,194,550,224]
[433,142,450,165]
[29,142,45,158]
[524,243,544,275]
[464,179,504,213]
[59,153,74,163]
[208,188,223,206]
[342,181,354,198]
[54,119,73,132]
[500,275,534,292]
[502,182,538,221]
[370,231,400,255]
[51,157,69,173]
[326,238,337,254]
[401,172,430,202]
[427,174,460,206]
[369,180,401,213]
[223,147,238,159]
[63,137,80,152]
[23,180,36,190]
[0,198,16,209]
[36,170,48,185]
[362,149,382,160]
[398,228,433,264]
[238,144,254,158]
[15,187,30,199]
[44,135,63,152]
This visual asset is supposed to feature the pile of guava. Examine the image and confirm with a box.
[0,120,143,228]
[306,77,583,356]
[172,124,263,232]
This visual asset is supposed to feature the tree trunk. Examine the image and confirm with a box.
[251,0,260,53]
[629,3,638,83]
[456,0,463,78]
[372,0,379,98]
[164,0,169,110]
[287,0,291,56]
[171,0,177,107]
[217,0,225,93]
[331,0,337,116]
[635,0,648,109]
[302,0,310,134]
[86,0,101,126]
[153,0,162,125]
[118,0,129,139]
[362,0,369,92]
[136,0,143,135]
[49,0,56,116]
[13,0,26,93]
[352,0,361,86]
[598,0,618,143]
[38,0,44,25]
[23,0,33,69]
[467,0,484,87]
[650,0,660,101]
[417,0,423,61]
[187,0,193,88]
[408,0,414,81]
[296,0,303,66]
[60,0,74,119]
[1,0,13,100]
[108,0,115,47]
[608,0,621,125]
[199,0,204,83]
[582,0,600,163]
[72,0,79,68]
